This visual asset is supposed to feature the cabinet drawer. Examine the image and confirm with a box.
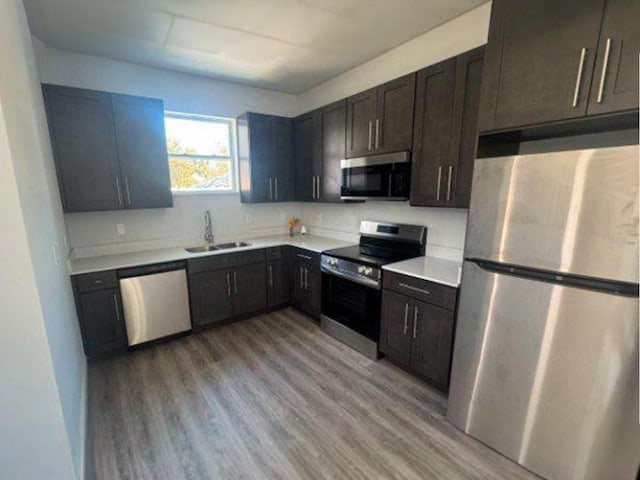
[74,270,118,293]
[229,248,266,267]
[265,246,282,260]
[293,248,320,263]
[187,254,230,274]
[384,272,457,310]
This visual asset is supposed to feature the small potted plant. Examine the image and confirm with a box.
[287,217,299,237]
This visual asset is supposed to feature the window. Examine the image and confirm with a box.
[165,113,236,193]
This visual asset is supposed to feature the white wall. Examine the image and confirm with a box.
[0,1,83,478]
[296,2,491,114]
[35,3,491,261]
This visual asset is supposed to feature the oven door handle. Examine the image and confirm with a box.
[321,266,380,290]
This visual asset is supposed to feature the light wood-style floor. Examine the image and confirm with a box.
[87,308,539,480]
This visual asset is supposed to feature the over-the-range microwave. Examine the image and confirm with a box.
[340,151,410,201]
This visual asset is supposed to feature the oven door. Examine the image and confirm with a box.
[321,272,382,341]
[340,152,410,200]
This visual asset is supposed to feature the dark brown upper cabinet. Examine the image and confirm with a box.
[478,0,638,133]
[346,74,416,158]
[42,84,173,213]
[238,112,293,203]
[293,111,319,202]
[111,94,173,209]
[411,47,484,208]
[586,0,640,116]
[410,58,457,207]
[293,99,346,203]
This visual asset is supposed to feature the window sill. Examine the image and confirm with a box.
[172,189,239,196]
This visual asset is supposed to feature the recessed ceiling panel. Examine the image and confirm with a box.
[24,0,487,93]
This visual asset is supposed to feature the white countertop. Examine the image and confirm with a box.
[69,234,353,275]
[383,256,462,288]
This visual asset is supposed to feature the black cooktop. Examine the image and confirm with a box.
[323,245,420,268]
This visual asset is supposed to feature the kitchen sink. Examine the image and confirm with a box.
[215,241,252,249]
[185,245,221,253]
[185,241,251,253]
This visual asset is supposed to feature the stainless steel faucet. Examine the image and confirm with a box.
[204,210,214,245]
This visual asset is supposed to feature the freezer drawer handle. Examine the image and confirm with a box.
[398,282,430,295]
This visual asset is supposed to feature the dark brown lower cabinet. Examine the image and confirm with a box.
[291,250,321,319]
[232,263,267,317]
[380,273,457,392]
[267,260,289,307]
[189,270,233,327]
[188,251,267,328]
[72,271,127,358]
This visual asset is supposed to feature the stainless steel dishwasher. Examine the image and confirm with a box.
[118,261,191,346]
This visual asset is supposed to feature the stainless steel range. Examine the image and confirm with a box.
[320,221,426,359]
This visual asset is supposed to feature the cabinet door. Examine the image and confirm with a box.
[410,59,456,207]
[409,300,455,391]
[42,84,122,212]
[305,261,322,319]
[78,288,127,357]
[375,73,416,154]
[380,291,413,368]
[273,116,294,202]
[188,270,233,327]
[318,100,346,202]
[587,0,640,115]
[267,260,289,307]
[479,0,605,132]
[233,263,267,317]
[247,113,273,202]
[291,257,309,312]
[447,47,485,208]
[293,112,318,201]
[112,94,173,209]
[346,88,377,158]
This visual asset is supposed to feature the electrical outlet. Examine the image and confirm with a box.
[116,224,126,235]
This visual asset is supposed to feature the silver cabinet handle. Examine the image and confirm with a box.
[316,175,321,200]
[233,271,238,295]
[113,294,121,322]
[403,302,410,335]
[596,38,612,103]
[268,178,273,200]
[115,177,123,206]
[124,176,132,206]
[299,266,304,288]
[368,120,373,150]
[274,177,278,200]
[312,176,316,200]
[375,119,380,149]
[226,272,231,297]
[412,307,419,339]
[398,282,430,296]
[296,253,312,260]
[304,268,309,290]
[268,265,273,287]
[572,47,587,108]
[446,165,453,202]
[436,166,442,201]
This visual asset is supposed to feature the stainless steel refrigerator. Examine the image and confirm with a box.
[448,144,640,480]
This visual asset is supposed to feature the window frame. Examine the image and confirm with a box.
[164,111,238,195]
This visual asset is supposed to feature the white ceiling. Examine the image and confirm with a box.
[24,0,486,94]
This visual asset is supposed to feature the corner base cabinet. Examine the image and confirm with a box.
[380,272,457,392]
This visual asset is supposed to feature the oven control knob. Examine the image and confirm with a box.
[358,266,366,274]
[330,258,338,266]
[364,267,373,276]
